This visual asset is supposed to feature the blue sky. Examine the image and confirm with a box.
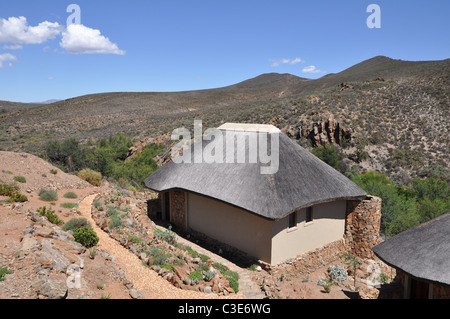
[0,0,449,102]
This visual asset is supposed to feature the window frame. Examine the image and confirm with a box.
[288,211,297,230]
[305,206,314,224]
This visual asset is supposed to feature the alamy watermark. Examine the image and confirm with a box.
[366,4,381,29]
[170,120,280,175]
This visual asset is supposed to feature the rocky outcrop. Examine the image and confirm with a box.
[125,133,171,162]
[283,114,352,147]
[20,211,86,299]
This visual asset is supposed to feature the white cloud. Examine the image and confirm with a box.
[0,53,17,68]
[302,65,325,74]
[270,57,304,67]
[2,44,23,50]
[0,16,124,56]
[0,16,62,44]
[60,24,125,55]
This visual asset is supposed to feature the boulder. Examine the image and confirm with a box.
[35,278,68,299]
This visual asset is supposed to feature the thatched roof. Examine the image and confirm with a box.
[145,124,366,220]
[373,213,450,286]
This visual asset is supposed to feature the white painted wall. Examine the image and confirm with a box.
[270,200,347,265]
[187,192,347,265]
[187,192,273,262]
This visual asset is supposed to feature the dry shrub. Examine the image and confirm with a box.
[77,168,102,187]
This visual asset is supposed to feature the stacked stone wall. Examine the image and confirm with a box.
[169,190,187,230]
[344,196,383,259]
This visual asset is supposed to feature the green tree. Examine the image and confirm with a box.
[351,171,420,236]
[312,144,347,174]
[412,177,450,223]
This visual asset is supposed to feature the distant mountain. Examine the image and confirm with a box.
[39,99,61,104]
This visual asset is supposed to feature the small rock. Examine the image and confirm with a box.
[316,279,327,286]
[129,288,142,299]
[203,286,212,294]
[20,234,40,252]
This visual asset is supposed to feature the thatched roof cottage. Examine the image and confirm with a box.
[373,213,450,299]
[145,123,369,265]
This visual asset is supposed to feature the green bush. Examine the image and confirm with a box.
[93,201,103,209]
[77,168,102,187]
[0,266,14,281]
[189,270,203,282]
[106,206,120,217]
[212,262,239,292]
[63,191,78,199]
[108,215,123,229]
[323,280,332,293]
[147,246,168,266]
[203,270,217,282]
[37,206,64,226]
[328,265,348,282]
[212,262,229,274]
[39,189,58,202]
[13,176,26,183]
[73,226,99,247]
[380,273,389,284]
[62,218,90,232]
[154,226,177,245]
[227,276,239,293]
[0,183,18,196]
[161,264,174,271]
[60,202,78,209]
[7,191,28,203]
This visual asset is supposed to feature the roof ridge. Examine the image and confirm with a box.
[218,123,281,134]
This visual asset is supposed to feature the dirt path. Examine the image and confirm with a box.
[78,194,228,299]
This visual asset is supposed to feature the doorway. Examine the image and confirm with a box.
[410,278,429,299]
[164,191,171,222]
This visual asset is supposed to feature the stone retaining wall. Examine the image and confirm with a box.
[262,239,347,274]
[344,196,382,260]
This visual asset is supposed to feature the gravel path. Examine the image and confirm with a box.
[79,194,226,299]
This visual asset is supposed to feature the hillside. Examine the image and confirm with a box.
[0,55,449,182]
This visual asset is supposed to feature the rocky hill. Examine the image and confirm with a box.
[0,56,449,182]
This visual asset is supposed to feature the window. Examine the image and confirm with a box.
[305,206,313,223]
[288,211,297,228]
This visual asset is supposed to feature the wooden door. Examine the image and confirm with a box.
[410,278,429,299]
[164,191,171,222]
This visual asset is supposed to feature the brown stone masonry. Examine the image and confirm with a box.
[169,190,187,230]
[344,196,383,259]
